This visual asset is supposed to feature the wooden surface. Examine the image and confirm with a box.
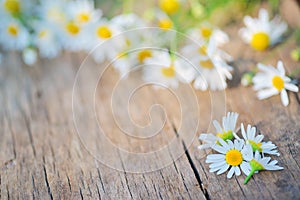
[1,6,300,200]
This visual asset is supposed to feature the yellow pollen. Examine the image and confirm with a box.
[200,59,214,69]
[7,25,18,36]
[225,149,243,166]
[159,0,179,15]
[198,45,207,56]
[77,12,90,23]
[200,27,212,39]
[161,65,175,77]
[158,19,173,30]
[272,76,284,91]
[137,50,152,63]
[4,0,20,14]
[96,26,112,39]
[66,22,80,35]
[250,32,270,51]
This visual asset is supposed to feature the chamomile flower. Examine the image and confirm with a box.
[88,20,123,63]
[33,22,62,59]
[252,61,299,106]
[206,139,252,179]
[143,50,186,89]
[0,17,29,50]
[181,38,233,91]
[188,23,229,46]
[38,0,67,25]
[243,149,283,184]
[67,0,101,26]
[61,20,87,52]
[239,8,287,51]
[111,13,147,31]
[1,0,21,15]
[199,112,239,149]
[241,123,280,156]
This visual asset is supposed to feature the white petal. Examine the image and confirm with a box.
[241,123,247,140]
[285,83,299,92]
[277,61,285,76]
[213,120,223,133]
[240,161,251,175]
[227,167,235,179]
[217,164,230,175]
[257,88,279,100]
[212,144,227,154]
[235,166,241,176]
[280,89,289,106]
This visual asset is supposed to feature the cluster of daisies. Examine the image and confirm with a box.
[199,112,283,184]
[0,0,299,105]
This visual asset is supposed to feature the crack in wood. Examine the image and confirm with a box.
[43,164,53,200]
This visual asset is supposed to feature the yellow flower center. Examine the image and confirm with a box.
[66,22,80,35]
[250,32,270,51]
[225,149,243,166]
[137,50,152,63]
[217,130,234,142]
[77,12,90,23]
[248,140,262,152]
[158,19,173,30]
[4,0,20,14]
[96,26,112,39]
[272,76,284,91]
[161,65,175,77]
[200,59,214,69]
[159,0,179,15]
[198,45,207,56]
[47,8,65,22]
[7,25,18,36]
[38,30,48,39]
[200,27,212,39]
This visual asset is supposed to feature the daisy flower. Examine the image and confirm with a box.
[67,0,101,26]
[38,0,67,25]
[199,112,239,149]
[61,20,87,51]
[181,38,233,91]
[206,139,252,179]
[0,17,29,50]
[33,22,62,59]
[110,13,147,31]
[252,60,299,106]
[241,123,280,156]
[143,50,187,89]
[239,8,287,51]
[243,149,283,184]
[188,23,229,46]
[88,20,123,63]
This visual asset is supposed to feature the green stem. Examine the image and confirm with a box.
[244,169,255,185]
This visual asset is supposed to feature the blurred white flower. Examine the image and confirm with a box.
[253,60,299,106]
[181,38,233,91]
[239,8,287,51]
[188,22,229,46]
[33,22,62,59]
[38,0,67,25]
[0,17,29,50]
[22,47,37,66]
[111,13,147,31]
[88,20,124,63]
[67,0,102,26]
[61,20,87,52]
[143,50,187,89]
